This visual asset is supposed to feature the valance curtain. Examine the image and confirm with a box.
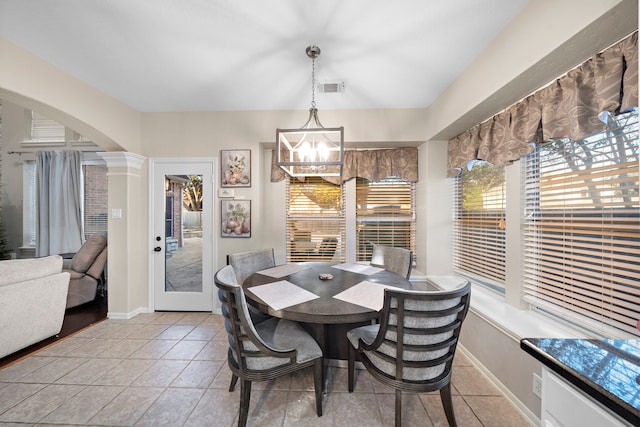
[271,147,418,184]
[36,150,83,257]
[447,31,638,177]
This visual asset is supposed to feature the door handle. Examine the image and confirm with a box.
[154,246,162,252]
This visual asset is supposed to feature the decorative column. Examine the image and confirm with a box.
[97,151,146,319]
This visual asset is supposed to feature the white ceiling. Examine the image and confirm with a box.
[0,0,528,113]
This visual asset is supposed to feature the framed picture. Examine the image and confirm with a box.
[221,200,251,238]
[221,149,251,187]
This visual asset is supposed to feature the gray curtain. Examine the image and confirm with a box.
[36,150,83,257]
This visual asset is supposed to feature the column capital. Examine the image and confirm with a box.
[98,151,146,169]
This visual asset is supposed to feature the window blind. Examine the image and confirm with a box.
[22,161,37,247]
[452,162,506,288]
[30,111,65,142]
[82,164,108,240]
[523,111,640,336]
[355,177,415,262]
[286,177,345,262]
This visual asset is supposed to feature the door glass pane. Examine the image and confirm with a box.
[164,174,203,293]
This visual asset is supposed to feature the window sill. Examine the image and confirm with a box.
[426,275,589,342]
[17,247,36,258]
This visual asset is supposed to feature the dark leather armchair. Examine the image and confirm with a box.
[63,232,107,309]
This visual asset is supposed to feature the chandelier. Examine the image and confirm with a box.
[276,45,344,177]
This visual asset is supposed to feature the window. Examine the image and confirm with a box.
[82,163,108,240]
[523,111,639,336]
[23,158,109,246]
[165,195,174,238]
[21,110,106,246]
[356,177,415,263]
[22,161,37,247]
[452,161,506,291]
[29,111,65,142]
[286,177,345,262]
[286,176,416,263]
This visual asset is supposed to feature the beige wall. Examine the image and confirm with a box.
[141,109,429,270]
[0,0,636,422]
[425,0,636,141]
[0,38,141,152]
[0,101,28,255]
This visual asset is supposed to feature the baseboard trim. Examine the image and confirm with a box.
[458,344,539,427]
[107,306,150,320]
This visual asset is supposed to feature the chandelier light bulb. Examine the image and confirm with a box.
[298,141,310,161]
[308,145,317,162]
[318,142,328,161]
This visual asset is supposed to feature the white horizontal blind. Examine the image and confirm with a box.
[452,162,506,287]
[22,161,37,247]
[523,111,640,336]
[355,177,415,262]
[286,177,345,262]
[30,111,65,142]
[82,164,108,240]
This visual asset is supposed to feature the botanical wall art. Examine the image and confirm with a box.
[221,149,251,187]
[221,200,251,238]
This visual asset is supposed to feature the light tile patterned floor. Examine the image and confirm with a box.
[0,312,532,426]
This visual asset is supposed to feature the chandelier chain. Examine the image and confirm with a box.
[311,56,316,109]
[275,44,344,178]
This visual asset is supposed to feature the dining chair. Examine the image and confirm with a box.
[227,248,276,325]
[215,265,323,427]
[370,243,413,279]
[313,237,338,260]
[347,281,471,427]
[227,248,276,284]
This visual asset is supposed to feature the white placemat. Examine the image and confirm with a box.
[247,280,319,311]
[333,280,400,311]
[256,264,309,278]
[332,263,385,275]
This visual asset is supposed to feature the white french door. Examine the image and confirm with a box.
[150,159,215,311]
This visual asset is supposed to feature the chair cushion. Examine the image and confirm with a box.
[67,270,86,280]
[0,255,63,287]
[347,324,379,347]
[71,232,107,273]
[241,318,322,370]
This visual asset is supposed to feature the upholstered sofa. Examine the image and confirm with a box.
[0,255,70,359]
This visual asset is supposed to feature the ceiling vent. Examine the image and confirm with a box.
[317,82,345,93]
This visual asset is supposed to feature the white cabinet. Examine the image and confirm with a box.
[541,367,632,427]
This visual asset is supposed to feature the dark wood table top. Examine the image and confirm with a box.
[243,262,413,324]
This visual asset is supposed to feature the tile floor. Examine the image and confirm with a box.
[0,312,532,426]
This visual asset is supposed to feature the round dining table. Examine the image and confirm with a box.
[242,262,413,361]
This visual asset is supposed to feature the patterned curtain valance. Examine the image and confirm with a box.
[271,147,418,184]
[447,31,638,177]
